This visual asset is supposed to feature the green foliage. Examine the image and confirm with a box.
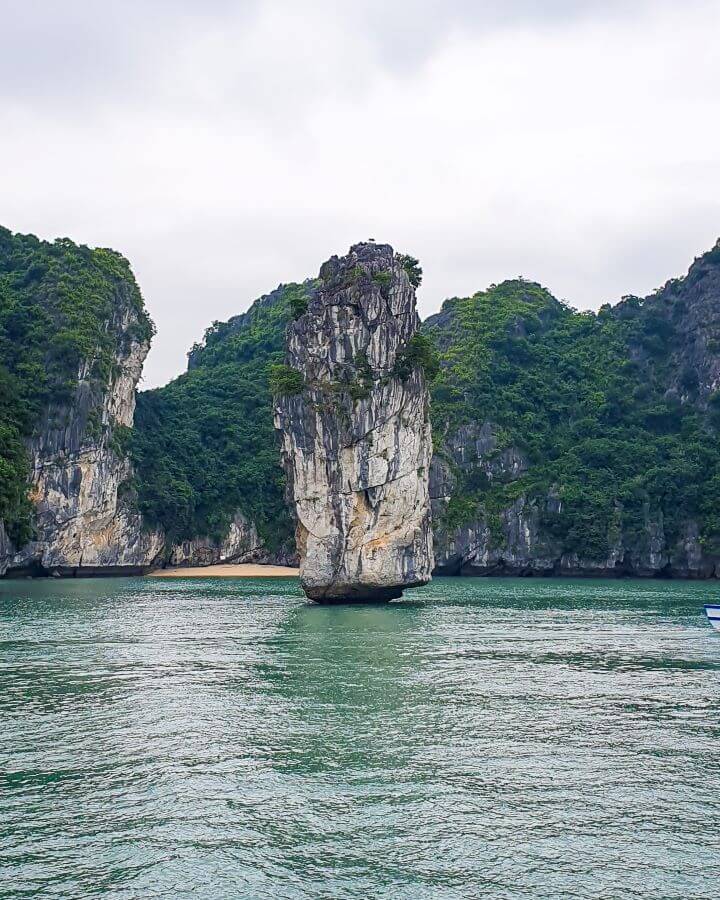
[397,254,423,288]
[353,350,374,393]
[372,271,392,290]
[394,332,440,381]
[131,284,299,551]
[269,364,304,396]
[345,381,371,402]
[287,284,310,319]
[108,424,133,458]
[289,296,308,318]
[0,365,33,544]
[85,408,103,441]
[0,226,153,542]
[188,281,316,371]
[319,352,374,403]
[705,241,720,266]
[0,228,153,410]
[426,276,720,560]
[443,494,479,532]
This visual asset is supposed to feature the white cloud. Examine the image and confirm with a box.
[1,0,719,386]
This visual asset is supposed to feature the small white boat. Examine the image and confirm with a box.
[705,605,720,631]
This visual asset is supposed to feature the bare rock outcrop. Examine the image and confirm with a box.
[274,242,434,602]
[3,294,164,576]
[167,510,295,568]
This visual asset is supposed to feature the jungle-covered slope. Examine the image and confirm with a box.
[131,239,720,576]
[130,283,316,555]
[0,227,153,547]
[425,242,720,575]
[7,225,720,578]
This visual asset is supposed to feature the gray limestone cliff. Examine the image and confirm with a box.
[2,294,164,576]
[7,231,720,583]
[0,356,281,576]
[625,241,720,408]
[430,421,719,578]
[166,511,294,568]
[274,242,433,601]
[0,522,11,577]
[0,228,289,578]
[428,244,720,579]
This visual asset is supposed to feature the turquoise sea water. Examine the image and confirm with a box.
[1,576,719,899]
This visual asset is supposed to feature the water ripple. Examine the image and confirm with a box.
[1,576,719,898]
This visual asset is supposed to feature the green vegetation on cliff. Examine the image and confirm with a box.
[0,367,33,545]
[425,261,720,560]
[130,283,312,552]
[0,227,153,544]
[6,227,720,573]
[134,243,720,567]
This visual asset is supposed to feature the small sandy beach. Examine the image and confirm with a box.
[147,564,299,578]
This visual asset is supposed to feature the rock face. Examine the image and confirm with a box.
[275,242,434,602]
[425,242,720,581]
[167,511,295,568]
[2,293,165,576]
[640,240,720,407]
[0,522,12,577]
[430,420,720,579]
[0,247,290,579]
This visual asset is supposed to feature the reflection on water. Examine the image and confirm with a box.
[1,576,719,898]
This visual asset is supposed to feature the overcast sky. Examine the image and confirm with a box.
[2,1,719,388]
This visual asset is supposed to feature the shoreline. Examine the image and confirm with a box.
[147,563,299,578]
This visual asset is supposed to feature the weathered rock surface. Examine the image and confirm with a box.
[2,295,165,576]
[0,522,12,577]
[431,420,720,578]
[632,240,720,407]
[167,511,296,568]
[0,268,286,579]
[425,242,720,581]
[275,242,433,601]
[7,234,720,583]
